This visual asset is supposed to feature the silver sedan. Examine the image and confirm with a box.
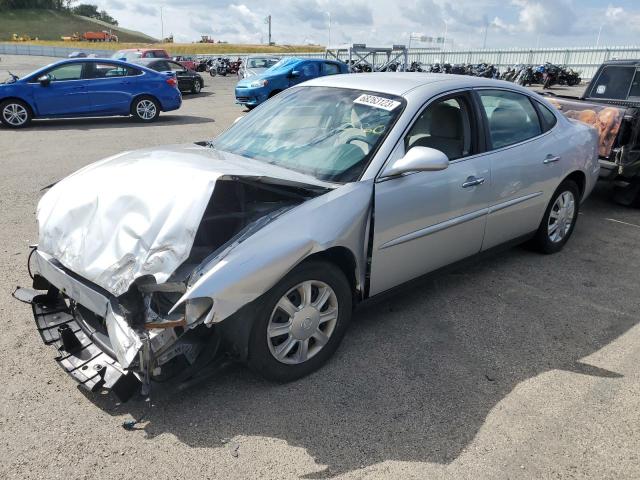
[23,73,599,400]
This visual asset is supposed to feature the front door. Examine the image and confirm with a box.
[369,93,492,295]
[31,62,91,116]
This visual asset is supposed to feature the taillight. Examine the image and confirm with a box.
[166,77,177,87]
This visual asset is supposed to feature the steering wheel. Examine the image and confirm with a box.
[346,135,376,147]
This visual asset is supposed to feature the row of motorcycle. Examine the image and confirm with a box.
[501,63,581,88]
[406,61,580,88]
[193,57,242,77]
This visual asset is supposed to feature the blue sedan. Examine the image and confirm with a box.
[235,57,349,109]
[0,58,182,128]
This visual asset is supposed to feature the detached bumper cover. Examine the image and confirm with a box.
[28,289,141,401]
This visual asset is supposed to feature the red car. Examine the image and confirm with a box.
[111,48,170,62]
[173,56,198,71]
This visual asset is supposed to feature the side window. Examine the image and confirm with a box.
[404,96,473,160]
[628,69,640,99]
[536,101,557,132]
[168,62,185,72]
[589,66,635,100]
[324,62,340,75]
[46,63,83,81]
[300,62,319,77]
[152,61,170,71]
[127,67,143,76]
[478,90,542,149]
[92,62,128,78]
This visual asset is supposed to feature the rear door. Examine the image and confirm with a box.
[474,88,560,249]
[85,62,141,115]
[30,62,91,116]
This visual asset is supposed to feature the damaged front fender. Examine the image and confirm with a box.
[175,180,374,324]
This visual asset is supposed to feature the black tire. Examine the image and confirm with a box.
[0,99,32,128]
[131,96,160,122]
[247,260,352,382]
[529,180,580,254]
[191,78,202,94]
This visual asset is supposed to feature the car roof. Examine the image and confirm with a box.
[115,48,165,53]
[601,59,640,66]
[303,72,512,96]
[23,57,159,79]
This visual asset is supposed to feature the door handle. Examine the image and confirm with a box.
[543,154,560,164]
[462,176,485,188]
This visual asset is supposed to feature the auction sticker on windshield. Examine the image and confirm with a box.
[354,94,401,111]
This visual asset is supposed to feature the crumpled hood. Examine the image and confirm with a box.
[37,144,330,296]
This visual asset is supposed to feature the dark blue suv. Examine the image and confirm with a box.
[234,57,348,109]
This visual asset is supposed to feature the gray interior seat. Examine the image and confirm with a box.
[411,104,464,159]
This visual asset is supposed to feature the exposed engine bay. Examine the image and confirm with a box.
[26,175,328,401]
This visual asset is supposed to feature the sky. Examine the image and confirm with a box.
[93,0,640,48]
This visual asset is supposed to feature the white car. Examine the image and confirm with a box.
[20,73,599,401]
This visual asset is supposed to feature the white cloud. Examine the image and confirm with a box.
[86,0,640,48]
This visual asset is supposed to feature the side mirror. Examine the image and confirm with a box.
[289,70,301,78]
[37,74,51,87]
[382,147,449,178]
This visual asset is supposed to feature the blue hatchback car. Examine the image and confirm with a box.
[234,57,348,109]
[0,58,182,128]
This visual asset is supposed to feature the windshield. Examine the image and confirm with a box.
[264,57,298,74]
[212,86,404,182]
[247,57,280,69]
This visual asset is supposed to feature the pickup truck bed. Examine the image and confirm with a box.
[539,59,640,205]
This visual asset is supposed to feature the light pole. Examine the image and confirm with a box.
[160,6,164,42]
[442,20,448,50]
[326,12,331,47]
[596,24,603,47]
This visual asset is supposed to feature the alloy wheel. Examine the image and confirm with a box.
[548,190,575,243]
[194,80,202,93]
[267,280,339,365]
[2,103,28,126]
[136,99,156,120]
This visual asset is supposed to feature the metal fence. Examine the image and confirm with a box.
[404,46,640,79]
[2,43,640,79]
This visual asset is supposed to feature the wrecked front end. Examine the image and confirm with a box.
[18,145,347,401]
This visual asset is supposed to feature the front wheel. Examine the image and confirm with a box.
[247,260,352,382]
[0,99,32,128]
[529,180,580,254]
[131,96,160,122]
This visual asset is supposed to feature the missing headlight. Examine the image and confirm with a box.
[185,297,213,324]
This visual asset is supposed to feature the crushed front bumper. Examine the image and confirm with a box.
[27,289,142,400]
[22,250,143,401]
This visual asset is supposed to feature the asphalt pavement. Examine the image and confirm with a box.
[0,55,639,479]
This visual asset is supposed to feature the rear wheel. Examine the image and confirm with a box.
[247,260,352,382]
[131,96,159,122]
[530,180,580,253]
[191,78,202,94]
[0,99,31,128]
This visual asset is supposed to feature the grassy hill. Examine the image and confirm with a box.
[0,9,157,42]
[14,40,326,55]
